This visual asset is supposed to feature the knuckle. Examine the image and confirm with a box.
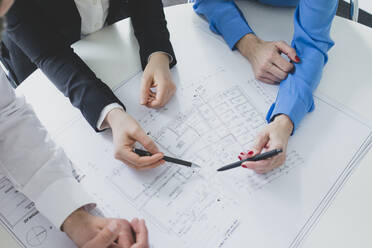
[268,50,277,60]
[263,63,270,71]
[101,232,112,242]
[114,150,122,160]
[285,64,293,72]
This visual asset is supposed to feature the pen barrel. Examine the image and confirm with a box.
[163,156,192,167]
[133,148,152,157]
[249,149,282,161]
[134,148,192,167]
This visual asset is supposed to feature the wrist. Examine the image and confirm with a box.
[62,208,89,233]
[236,33,262,59]
[273,114,294,135]
[104,108,127,129]
[148,52,170,66]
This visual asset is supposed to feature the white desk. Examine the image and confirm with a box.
[2,3,372,247]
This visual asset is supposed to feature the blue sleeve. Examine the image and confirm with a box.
[266,0,338,133]
[193,0,253,49]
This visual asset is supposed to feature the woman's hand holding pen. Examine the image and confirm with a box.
[236,33,299,84]
[104,108,165,170]
[140,52,176,108]
[240,114,293,174]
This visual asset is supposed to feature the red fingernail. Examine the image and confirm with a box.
[240,152,244,155]
[238,156,242,160]
[242,164,248,168]
[295,56,300,62]
[248,151,254,155]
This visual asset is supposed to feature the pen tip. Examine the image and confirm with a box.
[192,163,201,168]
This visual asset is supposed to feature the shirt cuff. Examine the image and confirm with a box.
[97,103,125,131]
[266,78,315,134]
[35,177,96,229]
[266,96,314,134]
[147,51,174,65]
[212,8,253,50]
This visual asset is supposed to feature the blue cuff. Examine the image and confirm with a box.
[266,77,315,134]
[221,16,253,50]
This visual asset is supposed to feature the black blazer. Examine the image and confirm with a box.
[2,0,177,131]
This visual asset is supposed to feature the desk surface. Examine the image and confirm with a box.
[2,3,372,248]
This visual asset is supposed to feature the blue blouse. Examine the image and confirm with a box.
[194,0,338,132]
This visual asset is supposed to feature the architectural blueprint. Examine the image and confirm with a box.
[1,14,372,248]
[1,65,372,247]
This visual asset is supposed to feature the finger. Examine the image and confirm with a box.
[239,150,254,160]
[117,221,134,248]
[275,41,298,62]
[269,62,289,80]
[257,76,275,84]
[242,159,272,171]
[148,81,167,108]
[130,159,165,171]
[140,74,153,105]
[252,132,270,155]
[265,70,282,83]
[131,219,149,248]
[133,129,160,155]
[83,221,120,248]
[273,53,294,73]
[149,91,156,97]
[116,149,163,167]
[120,158,165,171]
[258,72,280,84]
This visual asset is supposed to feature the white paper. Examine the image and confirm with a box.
[2,12,372,248]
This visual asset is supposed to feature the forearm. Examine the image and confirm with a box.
[0,93,93,228]
[129,0,177,69]
[39,48,126,130]
[267,0,338,131]
[5,1,125,131]
[193,0,253,49]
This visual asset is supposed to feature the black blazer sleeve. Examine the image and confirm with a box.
[5,0,125,132]
[129,0,177,69]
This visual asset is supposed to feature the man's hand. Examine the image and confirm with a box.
[104,108,165,170]
[236,34,299,84]
[239,115,293,174]
[140,52,176,108]
[62,208,149,248]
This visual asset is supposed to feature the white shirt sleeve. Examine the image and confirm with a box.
[148,51,174,65]
[96,103,124,130]
[0,71,95,229]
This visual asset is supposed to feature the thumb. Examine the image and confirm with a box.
[83,221,120,248]
[275,41,298,62]
[252,131,270,155]
[140,74,153,105]
[132,128,161,156]
[130,219,149,248]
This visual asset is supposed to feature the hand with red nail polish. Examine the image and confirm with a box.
[241,114,293,174]
[236,34,299,85]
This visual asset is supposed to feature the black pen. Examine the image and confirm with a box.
[217,149,283,172]
[133,148,201,169]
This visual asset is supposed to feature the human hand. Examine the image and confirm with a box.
[236,34,299,84]
[140,52,176,108]
[238,115,293,174]
[104,108,165,170]
[62,208,149,248]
